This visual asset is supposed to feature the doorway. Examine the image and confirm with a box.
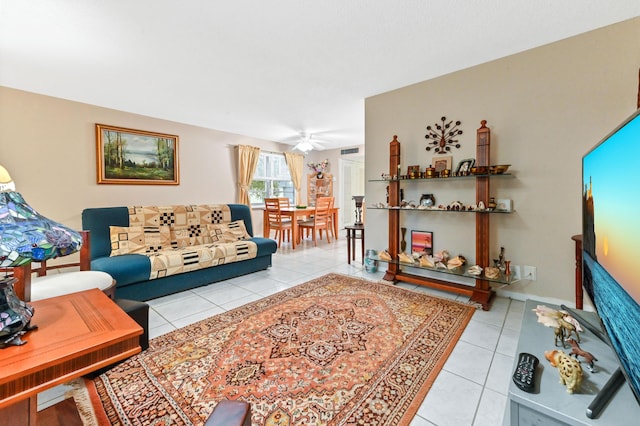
[339,157,365,228]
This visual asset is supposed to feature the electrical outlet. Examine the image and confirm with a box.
[524,265,537,281]
[511,265,521,281]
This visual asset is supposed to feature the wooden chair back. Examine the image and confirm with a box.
[299,196,334,246]
[313,197,333,227]
[265,197,292,247]
[277,197,291,209]
[265,197,283,224]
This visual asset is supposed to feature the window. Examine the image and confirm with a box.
[249,152,295,205]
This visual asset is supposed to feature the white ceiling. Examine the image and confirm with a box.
[1,1,639,150]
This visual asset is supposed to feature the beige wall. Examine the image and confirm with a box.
[0,87,291,236]
[365,17,640,306]
[0,86,363,245]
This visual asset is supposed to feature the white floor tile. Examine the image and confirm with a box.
[443,340,494,385]
[152,294,217,322]
[460,319,502,351]
[474,387,508,426]
[485,352,515,395]
[418,370,483,426]
[149,322,177,339]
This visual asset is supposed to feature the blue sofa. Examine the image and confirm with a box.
[82,204,277,301]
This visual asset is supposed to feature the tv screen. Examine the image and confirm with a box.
[582,109,640,405]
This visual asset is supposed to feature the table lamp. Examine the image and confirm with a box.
[0,165,83,347]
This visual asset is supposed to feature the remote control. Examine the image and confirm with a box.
[512,352,539,393]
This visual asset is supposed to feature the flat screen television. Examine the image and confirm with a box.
[581,108,640,411]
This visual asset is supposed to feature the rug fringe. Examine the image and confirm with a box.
[65,378,100,426]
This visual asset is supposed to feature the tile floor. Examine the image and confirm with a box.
[39,230,524,425]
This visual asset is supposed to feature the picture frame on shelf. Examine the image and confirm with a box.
[411,230,433,255]
[407,165,420,178]
[455,158,475,176]
[96,124,179,185]
[432,156,452,173]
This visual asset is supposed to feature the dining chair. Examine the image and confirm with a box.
[265,197,292,248]
[278,197,291,209]
[298,196,333,246]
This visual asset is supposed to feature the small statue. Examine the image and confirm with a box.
[566,338,598,372]
[553,318,580,348]
[545,349,583,394]
[494,246,506,270]
[533,305,582,348]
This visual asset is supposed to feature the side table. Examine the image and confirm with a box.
[345,224,365,265]
[0,289,142,424]
[508,299,640,425]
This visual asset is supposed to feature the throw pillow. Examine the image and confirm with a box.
[110,225,171,256]
[207,220,251,244]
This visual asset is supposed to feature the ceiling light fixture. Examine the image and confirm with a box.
[295,141,314,153]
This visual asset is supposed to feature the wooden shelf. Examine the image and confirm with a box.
[372,257,517,284]
[380,121,504,310]
[307,173,333,206]
[368,206,513,214]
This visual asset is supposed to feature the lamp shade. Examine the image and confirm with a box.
[0,166,15,192]
[0,191,82,267]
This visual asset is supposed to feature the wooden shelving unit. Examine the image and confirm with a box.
[380,121,503,310]
[307,173,333,206]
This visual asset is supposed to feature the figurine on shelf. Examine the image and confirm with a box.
[468,265,483,275]
[484,267,500,279]
[494,246,506,271]
[447,255,466,270]
[533,305,583,348]
[545,349,583,394]
[378,250,392,261]
[419,255,434,268]
[566,338,598,372]
[400,227,407,251]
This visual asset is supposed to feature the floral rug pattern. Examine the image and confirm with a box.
[87,273,474,425]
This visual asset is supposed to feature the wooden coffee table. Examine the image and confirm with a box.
[0,288,143,424]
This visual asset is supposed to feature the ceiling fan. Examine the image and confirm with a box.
[292,133,328,153]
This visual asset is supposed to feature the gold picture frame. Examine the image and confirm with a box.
[96,124,179,185]
[432,156,452,173]
[407,165,420,178]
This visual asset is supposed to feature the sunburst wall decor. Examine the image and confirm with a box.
[425,116,463,154]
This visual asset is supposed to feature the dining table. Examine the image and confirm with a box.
[262,206,339,249]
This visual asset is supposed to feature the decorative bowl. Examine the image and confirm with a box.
[296,205,307,209]
[471,166,489,175]
[490,164,511,174]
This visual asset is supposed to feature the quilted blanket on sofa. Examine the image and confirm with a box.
[109,204,259,280]
[147,241,257,279]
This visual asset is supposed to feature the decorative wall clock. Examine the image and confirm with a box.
[425,116,463,154]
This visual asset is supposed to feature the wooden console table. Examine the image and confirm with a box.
[0,289,143,424]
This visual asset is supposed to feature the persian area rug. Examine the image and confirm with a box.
[81,273,475,425]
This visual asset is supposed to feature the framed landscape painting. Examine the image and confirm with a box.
[411,230,433,255]
[96,124,180,185]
